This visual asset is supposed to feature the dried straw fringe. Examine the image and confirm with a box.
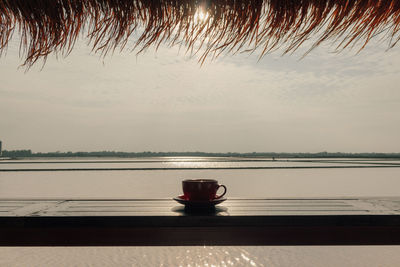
[1,0,400,67]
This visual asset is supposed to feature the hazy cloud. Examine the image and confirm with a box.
[1,37,400,152]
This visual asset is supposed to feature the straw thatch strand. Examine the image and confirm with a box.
[1,0,400,66]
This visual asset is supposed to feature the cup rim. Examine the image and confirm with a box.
[182,179,218,183]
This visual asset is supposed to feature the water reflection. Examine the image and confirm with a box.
[2,246,400,266]
[161,246,265,267]
[1,167,400,199]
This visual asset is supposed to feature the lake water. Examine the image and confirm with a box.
[1,157,400,266]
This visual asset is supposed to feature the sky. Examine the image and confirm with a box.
[1,33,400,153]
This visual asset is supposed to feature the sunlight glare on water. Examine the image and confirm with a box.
[157,246,264,267]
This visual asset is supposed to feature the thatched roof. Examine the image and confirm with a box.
[1,0,400,67]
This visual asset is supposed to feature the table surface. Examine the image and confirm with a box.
[1,198,400,246]
[1,197,400,216]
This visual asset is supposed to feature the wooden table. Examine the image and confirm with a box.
[1,198,400,246]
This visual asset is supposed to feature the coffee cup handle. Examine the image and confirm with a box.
[215,184,227,199]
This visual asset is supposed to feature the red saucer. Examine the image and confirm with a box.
[173,195,227,207]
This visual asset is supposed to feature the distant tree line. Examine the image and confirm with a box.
[2,150,400,159]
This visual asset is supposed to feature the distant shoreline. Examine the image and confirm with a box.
[2,150,400,159]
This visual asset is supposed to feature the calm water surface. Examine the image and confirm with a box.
[1,157,400,198]
[1,157,400,267]
[1,157,396,169]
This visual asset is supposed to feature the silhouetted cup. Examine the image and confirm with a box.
[182,179,227,201]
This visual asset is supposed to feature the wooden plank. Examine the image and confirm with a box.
[27,199,396,216]
[0,226,399,246]
[1,218,400,246]
[0,201,62,216]
[1,198,400,246]
[0,198,397,216]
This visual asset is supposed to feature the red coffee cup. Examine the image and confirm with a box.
[182,179,227,201]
